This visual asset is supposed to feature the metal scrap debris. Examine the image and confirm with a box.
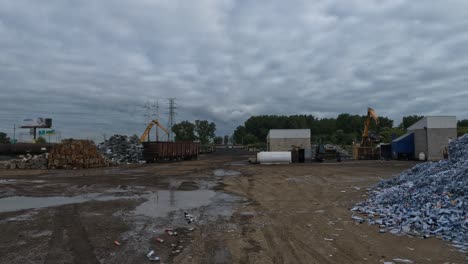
[351,134,468,252]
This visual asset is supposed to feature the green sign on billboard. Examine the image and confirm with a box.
[39,129,55,136]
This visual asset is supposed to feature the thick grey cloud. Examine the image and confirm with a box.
[0,0,467,141]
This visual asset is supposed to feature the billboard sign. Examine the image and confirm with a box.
[21,118,52,128]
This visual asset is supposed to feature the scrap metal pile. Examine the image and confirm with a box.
[352,134,468,252]
[98,135,143,164]
[49,139,110,169]
[3,153,48,169]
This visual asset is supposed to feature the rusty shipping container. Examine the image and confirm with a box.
[142,141,200,162]
[0,143,55,155]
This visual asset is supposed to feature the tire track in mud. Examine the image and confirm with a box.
[45,205,99,264]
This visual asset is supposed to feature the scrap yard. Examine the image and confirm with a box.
[2,1,468,263]
[0,138,467,263]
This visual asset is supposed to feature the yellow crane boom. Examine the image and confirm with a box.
[361,108,378,145]
[140,119,170,142]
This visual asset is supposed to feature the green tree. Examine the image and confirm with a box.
[458,120,468,136]
[243,133,259,145]
[172,121,196,142]
[458,127,468,137]
[458,120,468,127]
[214,136,223,144]
[194,120,216,144]
[0,132,10,144]
[379,127,406,143]
[233,125,247,144]
[376,116,394,130]
[399,115,424,130]
[36,136,47,144]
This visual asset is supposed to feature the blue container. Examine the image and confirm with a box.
[391,133,414,159]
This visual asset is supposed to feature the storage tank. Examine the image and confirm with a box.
[257,152,291,164]
[418,152,426,161]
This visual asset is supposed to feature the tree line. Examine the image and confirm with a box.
[171,120,216,145]
[1,116,467,145]
[233,114,468,145]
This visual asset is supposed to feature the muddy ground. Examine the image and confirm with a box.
[0,149,465,264]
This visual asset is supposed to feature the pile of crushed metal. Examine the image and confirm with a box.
[4,139,110,169]
[352,134,468,252]
[98,134,143,164]
[4,153,48,169]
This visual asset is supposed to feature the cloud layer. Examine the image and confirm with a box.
[1,0,467,140]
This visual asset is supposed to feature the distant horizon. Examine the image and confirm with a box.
[1,1,467,140]
[2,112,465,144]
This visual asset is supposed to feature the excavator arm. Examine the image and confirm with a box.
[361,108,378,145]
[140,120,170,142]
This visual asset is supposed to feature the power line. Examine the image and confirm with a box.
[167,98,176,141]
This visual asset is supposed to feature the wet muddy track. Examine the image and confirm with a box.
[0,151,466,263]
[0,149,249,264]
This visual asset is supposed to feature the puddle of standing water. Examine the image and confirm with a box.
[0,179,46,184]
[213,169,240,177]
[0,193,134,213]
[133,189,217,218]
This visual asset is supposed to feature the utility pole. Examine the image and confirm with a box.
[143,98,162,142]
[153,99,160,141]
[167,98,176,141]
[13,124,16,144]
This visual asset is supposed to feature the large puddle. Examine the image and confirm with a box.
[133,190,217,218]
[213,169,241,177]
[0,188,241,219]
[0,193,131,213]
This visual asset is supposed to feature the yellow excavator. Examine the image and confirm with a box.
[140,119,170,142]
[361,108,379,147]
[353,108,380,160]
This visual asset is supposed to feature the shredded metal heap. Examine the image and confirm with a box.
[352,134,468,252]
[98,135,143,164]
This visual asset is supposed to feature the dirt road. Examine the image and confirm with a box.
[0,150,465,263]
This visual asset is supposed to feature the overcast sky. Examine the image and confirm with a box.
[1,0,467,141]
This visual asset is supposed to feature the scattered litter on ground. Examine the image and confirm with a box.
[165,228,177,236]
[146,250,160,261]
[98,134,143,164]
[184,212,196,223]
[392,258,414,263]
[114,240,121,246]
[352,134,468,252]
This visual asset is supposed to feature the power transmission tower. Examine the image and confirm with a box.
[143,98,160,141]
[167,98,176,141]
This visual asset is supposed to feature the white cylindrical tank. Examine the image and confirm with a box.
[257,152,291,164]
[418,152,426,161]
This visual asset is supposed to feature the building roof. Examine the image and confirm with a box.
[267,129,311,139]
[392,132,413,142]
[408,116,457,130]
